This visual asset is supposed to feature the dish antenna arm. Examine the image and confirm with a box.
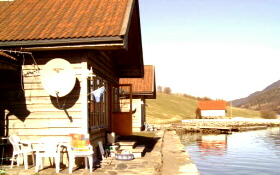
[55,91,73,122]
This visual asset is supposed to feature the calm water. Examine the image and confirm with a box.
[181,127,280,175]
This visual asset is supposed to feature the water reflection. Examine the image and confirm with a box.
[181,133,228,156]
[199,135,227,156]
[181,128,280,175]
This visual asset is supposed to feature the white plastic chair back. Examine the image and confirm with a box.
[9,135,21,152]
[8,135,35,170]
[35,137,61,173]
[37,137,60,155]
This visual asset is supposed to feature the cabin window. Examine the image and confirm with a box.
[112,85,132,113]
[88,76,108,130]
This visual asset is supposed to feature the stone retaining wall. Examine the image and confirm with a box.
[159,119,280,134]
[181,119,280,127]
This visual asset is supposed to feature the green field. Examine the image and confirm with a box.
[146,92,260,124]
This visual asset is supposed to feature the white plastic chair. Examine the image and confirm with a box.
[67,134,93,173]
[144,122,154,131]
[35,137,61,173]
[8,135,35,170]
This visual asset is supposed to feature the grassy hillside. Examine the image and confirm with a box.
[146,92,261,124]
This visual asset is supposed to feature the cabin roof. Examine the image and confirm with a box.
[120,65,156,99]
[0,0,144,78]
[0,0,130,42]
[198,100,227,110]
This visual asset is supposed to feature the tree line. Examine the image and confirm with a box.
[157,86,172,94]
[157,86,214,100]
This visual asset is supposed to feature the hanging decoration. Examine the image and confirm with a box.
[91,86,105,102]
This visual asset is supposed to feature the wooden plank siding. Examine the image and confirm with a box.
[87,51,118,85]
[2,54,85,138]
[1,50,121,144]
[0,50,118,163]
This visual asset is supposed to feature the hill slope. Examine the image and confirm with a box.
[238,86,280,113]
[146,92,260,124]
[232,79,280,107]
[232,79,280,113]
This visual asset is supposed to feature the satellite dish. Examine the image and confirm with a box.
[41,58,76,97]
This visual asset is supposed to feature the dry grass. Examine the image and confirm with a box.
[146,92,261,124]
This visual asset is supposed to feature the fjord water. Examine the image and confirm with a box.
[181,127,280,175]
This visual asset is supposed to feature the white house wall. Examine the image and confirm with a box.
[201,110,226,117]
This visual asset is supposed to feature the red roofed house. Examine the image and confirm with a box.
[197,100,227,119]
[0,0,144,160]
[120,65,156,131]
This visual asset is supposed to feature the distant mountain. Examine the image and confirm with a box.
[263,79,280,91]
[232,91,262,107]
[231,79,280,113]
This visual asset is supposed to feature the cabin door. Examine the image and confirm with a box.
[111,84,132,135]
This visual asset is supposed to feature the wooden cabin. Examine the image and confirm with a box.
[197,100,227,119]
[0,0,144,158]
[120,65,156,132]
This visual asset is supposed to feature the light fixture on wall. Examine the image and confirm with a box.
[85,67,96,80]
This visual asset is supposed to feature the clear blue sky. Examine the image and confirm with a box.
[139,0,280,101]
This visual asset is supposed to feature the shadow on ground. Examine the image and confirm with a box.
[117,133,161,154]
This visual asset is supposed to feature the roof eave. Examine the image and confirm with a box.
[201,109,226,110]
[131,92,156,99]
[0,36,125,51]
[120,0,134,37]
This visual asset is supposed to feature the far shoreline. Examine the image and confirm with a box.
[150,118,280,134]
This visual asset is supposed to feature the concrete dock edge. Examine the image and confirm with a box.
[161,130,200,175]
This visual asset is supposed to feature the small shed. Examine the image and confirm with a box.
[119,65,156,131]
[197,100,227,119]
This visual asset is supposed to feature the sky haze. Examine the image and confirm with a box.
[139,0,280,101]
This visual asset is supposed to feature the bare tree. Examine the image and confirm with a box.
[157,86,162,92]
[196,108,202,119]
[163,87,172,94]
[260,110,277,119]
